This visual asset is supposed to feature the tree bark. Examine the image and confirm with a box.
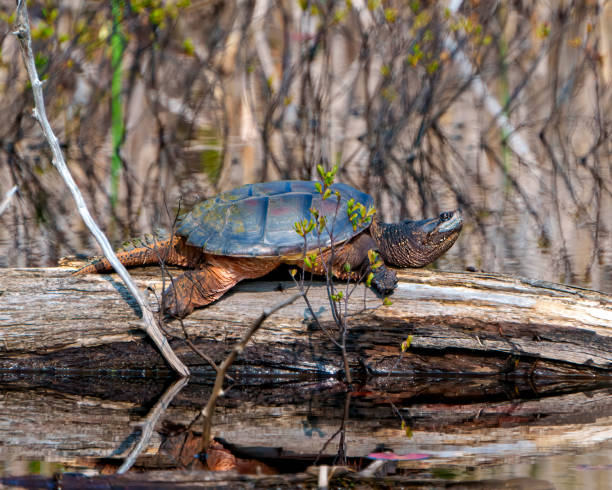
[1,266,612,375]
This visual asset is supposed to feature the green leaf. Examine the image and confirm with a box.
[382,297,392,306]
[314,182,322,193]
[367,250,379,264]
[304,256,312,269]
[359,203,366,218]
[317,164,325,179]
[401,335,413,351]
[323,188,331,200]
[183,38,195,56]
[149,7,165,26]
[318,215,327,233]
[366,272,374,287]
[384,8,396,23]
[343,262,351,273]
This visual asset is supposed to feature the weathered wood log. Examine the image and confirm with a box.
[1,267,612,375]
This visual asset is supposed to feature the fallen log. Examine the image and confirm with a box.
[1,267,612,375]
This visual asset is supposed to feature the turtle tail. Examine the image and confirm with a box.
[74,229,177,274]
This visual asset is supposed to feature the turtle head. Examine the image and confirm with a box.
[372,210,463,267]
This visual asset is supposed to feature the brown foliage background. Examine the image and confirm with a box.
[0,0,611,291]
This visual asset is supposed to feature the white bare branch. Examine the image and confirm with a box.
[0,186,18,217]
[445,0,540,170]
[13,0,189,377]
[117,376,189,474]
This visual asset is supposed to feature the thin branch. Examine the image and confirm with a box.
[198,292,302,453]
[445,1,540,172]
[13,0,189,376]
[117,376,189,474]
[0,185,18,217]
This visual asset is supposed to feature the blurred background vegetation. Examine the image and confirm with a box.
[0,0,610,291]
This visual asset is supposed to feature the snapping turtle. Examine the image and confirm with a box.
[77,180,462,317]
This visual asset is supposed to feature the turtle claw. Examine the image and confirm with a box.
[370,265,397,296]
[162,286,194,319]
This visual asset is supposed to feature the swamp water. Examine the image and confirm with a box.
[0,374,611,488]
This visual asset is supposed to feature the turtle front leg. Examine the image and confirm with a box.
[368,264,397,295]
[162,256,280,317]
[328,233,398,295]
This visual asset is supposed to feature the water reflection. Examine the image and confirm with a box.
[0,374,611,488]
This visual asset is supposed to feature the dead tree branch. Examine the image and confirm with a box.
[0,185,18,217]
[117,376,189,474]
[12,0,189,376]
[198,292,303,453]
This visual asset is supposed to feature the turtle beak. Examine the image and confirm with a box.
[437,209,463,234]
[418,209,463,235]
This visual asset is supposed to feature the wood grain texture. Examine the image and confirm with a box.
[1,267,612,374]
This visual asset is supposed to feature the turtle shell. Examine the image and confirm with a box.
[176,180,374,257]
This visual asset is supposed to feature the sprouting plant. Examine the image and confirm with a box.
[291,164,387,385]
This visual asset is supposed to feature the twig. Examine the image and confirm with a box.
[13,0,189,377]
[0,185,18,217]
[117,376,189,474]
[198,292,302,453]
[252,0,278,92]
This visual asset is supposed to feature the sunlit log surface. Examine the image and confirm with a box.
[1,267,612,375]
[0,377,611,472]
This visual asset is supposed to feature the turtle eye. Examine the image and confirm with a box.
[439,211,453,222]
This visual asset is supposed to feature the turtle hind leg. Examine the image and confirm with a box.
[162,257,280,318]
[75,235,200,274]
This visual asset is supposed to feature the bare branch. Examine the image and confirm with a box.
[13,0,189,377]
[0,185,18,217]
[198,292,302,453]
[117,376,189,474]
[445,1,540,172]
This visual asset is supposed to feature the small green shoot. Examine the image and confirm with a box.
[401,335,413,352]
[366,272,374,287]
